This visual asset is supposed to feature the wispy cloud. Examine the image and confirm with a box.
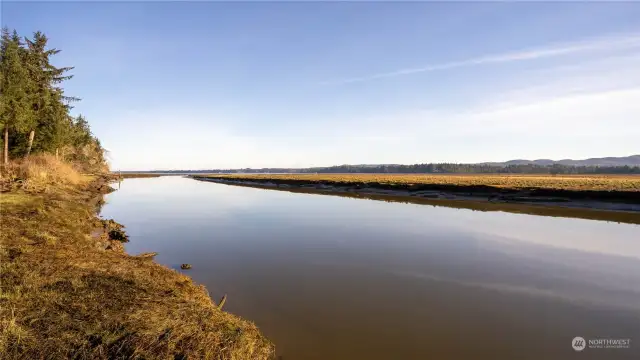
[321,33,640,85]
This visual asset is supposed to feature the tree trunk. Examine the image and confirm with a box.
[55,148,59,160]
[25,130,35,158]
[3,126,8,165]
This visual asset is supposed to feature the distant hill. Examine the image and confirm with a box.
[483,155,640,167]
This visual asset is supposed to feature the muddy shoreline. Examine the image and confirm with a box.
[0,175,274,359]
[191,176,640,224]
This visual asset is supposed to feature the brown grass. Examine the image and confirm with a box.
[1,154,88,192]
[0,175,274,359]
[199,173,640,192]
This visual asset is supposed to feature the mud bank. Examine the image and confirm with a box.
[192,176,640,224]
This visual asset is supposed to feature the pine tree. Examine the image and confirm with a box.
[24,31,75,158]
[0,28,33,164]
[0,27,105,172]
[71,115,92,147]
[37,89,71,154]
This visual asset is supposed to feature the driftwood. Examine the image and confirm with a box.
[134,252,158,260]
[217,294,227,310]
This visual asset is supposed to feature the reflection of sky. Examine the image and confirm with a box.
[451,210,640,260]
[101,177,640,311]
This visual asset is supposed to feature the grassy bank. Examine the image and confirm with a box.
[192,174,640,223]
[0,157,273,359]
[194,173,640,202]
[195,173,640,192]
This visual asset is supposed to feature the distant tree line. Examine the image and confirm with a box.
[140,163,640,175]
[299,163,640,174]
[1,27,105,171]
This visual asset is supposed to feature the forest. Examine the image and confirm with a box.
[300,163,640,174]
[0,27,105,173]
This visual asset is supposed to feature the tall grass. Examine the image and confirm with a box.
[1,154,84,189]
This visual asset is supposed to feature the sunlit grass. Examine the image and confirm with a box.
[0,177,274,359]
[200,173,640,192]
[0,193,38,207]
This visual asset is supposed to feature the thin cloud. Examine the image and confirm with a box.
[321,33,640,85]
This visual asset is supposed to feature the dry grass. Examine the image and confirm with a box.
[0,177,274,359]
[1,154,89,192]
[200,173,640,192]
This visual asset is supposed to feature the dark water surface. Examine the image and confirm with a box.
[101,177,640,360]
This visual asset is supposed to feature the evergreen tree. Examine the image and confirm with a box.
[37,88,72,156]
[0,28,33,164]
[70,115,93,147]
[0,27,105,172]
[24,31,75,157]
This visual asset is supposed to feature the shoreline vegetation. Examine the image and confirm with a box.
[0,157,274,359]
[192,174,640,224]
[1,28,273,359]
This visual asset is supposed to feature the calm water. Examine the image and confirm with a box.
[101,177,640,360]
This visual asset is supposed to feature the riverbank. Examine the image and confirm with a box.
[1,163,273,359]
[113,172,163,179]
[192,174,640,224]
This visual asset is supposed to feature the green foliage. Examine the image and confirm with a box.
[1,27,105,171]
[1,28,33,134]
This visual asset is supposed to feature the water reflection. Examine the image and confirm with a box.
[210,180,640,225]
[101,177,640,360]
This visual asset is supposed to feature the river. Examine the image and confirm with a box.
[101,176,640,359]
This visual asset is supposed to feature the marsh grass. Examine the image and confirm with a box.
[199,173,640,192]
[1,166,274,359]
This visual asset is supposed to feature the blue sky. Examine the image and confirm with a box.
[3,1,640,170]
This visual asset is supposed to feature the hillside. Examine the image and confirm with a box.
[485,155,640,167]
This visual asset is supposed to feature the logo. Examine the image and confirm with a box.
[572,337,586,351]
[572,336,631,351]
